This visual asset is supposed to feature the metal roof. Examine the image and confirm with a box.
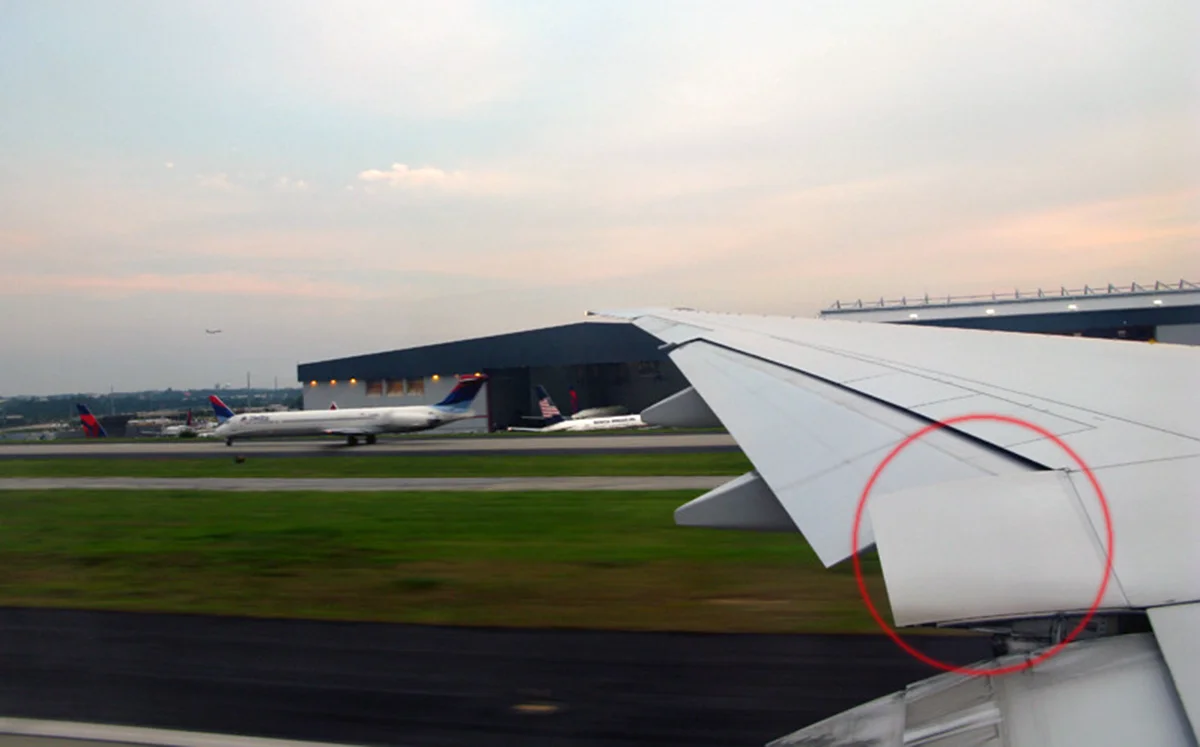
[824,279,1198,313]
[297,322,669,382]
[819,279,1200,328]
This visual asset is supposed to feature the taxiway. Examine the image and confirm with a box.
[0,433,737,460]
[0,476,727,492]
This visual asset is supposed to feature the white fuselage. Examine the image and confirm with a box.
[513,414,648,433]
[161,422,218,438]
[213,405,473,441]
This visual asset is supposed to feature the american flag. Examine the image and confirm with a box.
[538,396,561,419]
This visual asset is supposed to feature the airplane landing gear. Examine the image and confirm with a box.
[366,434,377,445]
[225,438,234,446]
[347,435,359,446]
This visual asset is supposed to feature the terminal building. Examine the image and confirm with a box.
[297,279,1199,433]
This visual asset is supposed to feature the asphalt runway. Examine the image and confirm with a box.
[0,608,994,747]
[0,433,738,460]
[0,476,727,492]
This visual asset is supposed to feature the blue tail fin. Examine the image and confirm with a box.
[208,394,236,423]
[76,404,107,438]
[534,385,566,425]
[433,375,488,412]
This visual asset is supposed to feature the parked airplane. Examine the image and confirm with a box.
[596,306,1200,746]
[160,410,219,438]
[75,404,107,438]
[209,375,487,446]
[160,410,194,437]
[507,385,647,433]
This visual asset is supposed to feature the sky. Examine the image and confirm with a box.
[1,0,1197,395]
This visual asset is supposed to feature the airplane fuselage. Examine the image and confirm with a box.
[512,414,648,433]
[213,405,474,441]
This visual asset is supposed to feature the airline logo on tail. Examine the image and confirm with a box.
[76,404,107,438]
[208,394,236,423]
[535,385,566,425]
[431,375,488,413]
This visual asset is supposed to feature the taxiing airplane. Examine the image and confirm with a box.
[594,306,1200,747]
[209,375,487,446]
[507,385,647,433]
[75,404,107,438]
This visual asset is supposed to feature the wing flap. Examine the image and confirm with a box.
[674,472,796,532]
[1149,603,1200,743]
[870,470,1129,627]
[640,386,721,428]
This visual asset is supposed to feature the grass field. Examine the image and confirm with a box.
[0,488,892,633]
[0,452,753,479]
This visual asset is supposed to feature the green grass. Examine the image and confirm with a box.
[0,489,892,633]
[0,452,754,479]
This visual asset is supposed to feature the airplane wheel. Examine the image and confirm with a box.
[366,435,377,445]
[347,436,359,446]
[225,438,233,446]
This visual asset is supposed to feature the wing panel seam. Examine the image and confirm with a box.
[671,338,1053,473]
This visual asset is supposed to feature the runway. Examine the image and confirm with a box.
[0,433,738,460]
[0,476,727,492]
[0,607,994,747]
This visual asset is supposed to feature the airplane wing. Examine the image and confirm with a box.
[594,307,1200,745]
[322,427,383,437]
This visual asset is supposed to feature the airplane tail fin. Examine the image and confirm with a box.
[535,385,566,425]
[76,404,107,438]
[330,402,338,410]
[186,409,193,426]
[433,375,488,412]
[208,394,236,423]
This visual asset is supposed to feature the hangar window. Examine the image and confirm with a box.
[386,380,407,397]
[365,380,384,397]
[405,378,425,396]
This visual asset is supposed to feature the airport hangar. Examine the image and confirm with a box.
[296,279,1200,434]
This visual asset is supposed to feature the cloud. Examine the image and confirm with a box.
[164,161,174,169]
[195,172,238,192]
[356,163,513,193]
[273,176,310,192]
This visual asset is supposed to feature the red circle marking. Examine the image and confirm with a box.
[851,412,1114,677]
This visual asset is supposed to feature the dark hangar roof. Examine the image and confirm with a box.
[298,322,669,382]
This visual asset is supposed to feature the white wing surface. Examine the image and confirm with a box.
[597,307,1200,744]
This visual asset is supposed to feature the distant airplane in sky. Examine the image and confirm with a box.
[205,329,222,334]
